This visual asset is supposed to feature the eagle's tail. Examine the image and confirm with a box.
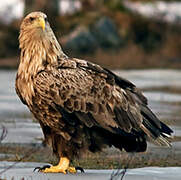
[141,106,173,147]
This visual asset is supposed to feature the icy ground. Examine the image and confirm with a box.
[0,161,181,180]
[124,0,181,25]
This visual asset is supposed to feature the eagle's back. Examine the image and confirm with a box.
[27,58,173,155]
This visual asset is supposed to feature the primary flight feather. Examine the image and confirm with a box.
[16,12,173,173]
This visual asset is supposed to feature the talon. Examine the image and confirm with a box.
[33,167,40,172]
[34,157,84,174]
[33,165,51,172]
[75,166,84,173]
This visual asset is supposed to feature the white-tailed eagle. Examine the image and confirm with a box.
[16,12,173,173]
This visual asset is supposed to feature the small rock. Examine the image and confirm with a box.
[62,26,98,54]
[90,17,123,49]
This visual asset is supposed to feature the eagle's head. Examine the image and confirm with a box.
[18,11,67,81]
[19,11,66,62]
[19,11,53,48]
[20,12,48,34]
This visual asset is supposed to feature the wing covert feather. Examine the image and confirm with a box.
[34,60,143,133]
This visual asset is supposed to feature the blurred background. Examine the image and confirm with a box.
[0,0,181,173]
[1,0,181,69]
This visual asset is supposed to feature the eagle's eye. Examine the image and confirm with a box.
[30,17,35,22]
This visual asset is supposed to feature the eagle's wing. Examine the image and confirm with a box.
[34,58,172,144]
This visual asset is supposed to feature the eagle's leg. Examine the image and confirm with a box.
[42,157,76,173]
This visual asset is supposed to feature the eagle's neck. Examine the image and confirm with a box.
[18,28,67,76]
[16,28,67,105]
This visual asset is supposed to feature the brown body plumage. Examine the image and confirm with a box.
[16,12,173,173]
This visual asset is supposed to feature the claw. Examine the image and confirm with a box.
[33,167,40,172]
[75,166,84,173]
[33,165,51,172]
[34,165,85,173]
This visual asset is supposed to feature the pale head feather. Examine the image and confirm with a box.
[19,11,65,64]
[16,11,67,105]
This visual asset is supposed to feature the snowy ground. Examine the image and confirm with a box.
[0,161,181,180]
[0,0,81,24]
[124,0,181,25]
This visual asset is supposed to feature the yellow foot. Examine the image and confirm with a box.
[67,167,77,173]
[37,157,84,174]
[42,166,77,174]
[38,166,84,173]
[34,157,84,174]
[42,157,70,174]
[43,165,67,174]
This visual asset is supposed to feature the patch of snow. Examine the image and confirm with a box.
[0,164,181,180]
[114,69,181,88]
[144,91,181,103]
[0,0,82,25]
[123,0,181,24]
[0,0,24,24]
[0,121,43,144]
[59,0,81,15]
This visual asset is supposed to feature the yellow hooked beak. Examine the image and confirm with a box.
[38,17,45,31]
